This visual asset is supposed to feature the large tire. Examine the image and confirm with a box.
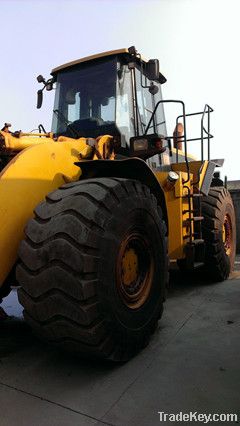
[0,264,17,302]
[17,178,168,362]
[202,187,236,282]
[0,279,11,303]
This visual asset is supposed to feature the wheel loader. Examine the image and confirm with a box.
[0,47,236,361]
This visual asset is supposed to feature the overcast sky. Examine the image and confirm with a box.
[1,0,239,179]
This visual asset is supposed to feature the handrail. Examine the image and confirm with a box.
[145,100,214,246]
[176,104,213,162]
[144,99,190,184]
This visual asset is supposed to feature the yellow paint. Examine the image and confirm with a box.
[155,160,211,260]
[171,160,209,192]
[155,170,193,259]
[222,214,232,256]
[93,135,115,160]
[122,248,139,286]
[0,136,94,287]
[0,131,52,151]
[222,223,226,244]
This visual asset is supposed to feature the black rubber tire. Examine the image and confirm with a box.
[202,187,236,282]
[0,279,11,303]
[0,264,17,302]
[17,178,168,362]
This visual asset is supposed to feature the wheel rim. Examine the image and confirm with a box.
[222,214,232,256]
[116,231,154,309]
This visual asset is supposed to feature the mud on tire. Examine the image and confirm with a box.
[17,178,168,362]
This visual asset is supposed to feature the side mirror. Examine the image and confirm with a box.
[37,89,43,109]
[146,59,159,81]
[46,82,53,91]
[36,74,54,108]
[128,46,137,56]
[149,83,159,95]
[37,74,45,84]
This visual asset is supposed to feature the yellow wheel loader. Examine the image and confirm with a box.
[0,47,236,361]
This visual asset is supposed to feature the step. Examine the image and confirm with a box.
[182,193,203,198]
[182,209,194,214]
[183,235,204,242]
[193,262,204,269]
[191,239,204,245]
[185,216,204,222]
[182,209,200,214]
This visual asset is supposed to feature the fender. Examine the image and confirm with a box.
[76,157,168,229]
[0,138,89,288]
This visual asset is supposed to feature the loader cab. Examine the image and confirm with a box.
[51,48,168,167]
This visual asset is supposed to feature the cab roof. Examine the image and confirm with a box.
[51,48,166,83]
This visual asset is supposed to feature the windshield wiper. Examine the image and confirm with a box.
[53,109,79,138]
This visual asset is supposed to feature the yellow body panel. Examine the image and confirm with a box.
[171,160,209,191]
[0,130,52,151]
[155,171,193,258]
[0,136,94,287]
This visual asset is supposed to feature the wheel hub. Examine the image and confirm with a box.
[121,247,139,286]
[116,231,154,309]
[222,214,232,256]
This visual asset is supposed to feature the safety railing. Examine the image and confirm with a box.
[145,101,214,245]
[175,104,214,163]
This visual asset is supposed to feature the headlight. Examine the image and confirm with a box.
[133,138,148,151]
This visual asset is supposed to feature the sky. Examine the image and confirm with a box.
[1,0,240,180]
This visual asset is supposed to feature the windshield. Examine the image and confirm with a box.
[52,58,117,138]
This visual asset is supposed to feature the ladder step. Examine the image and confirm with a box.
[182,193,203,198]
[183,235,204,242]
[191,239,204,245]
[183,210,194,214]
[192,193,203,197]
[193,262,204,269]
[183,209,200,214]
[185,216,204,222]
